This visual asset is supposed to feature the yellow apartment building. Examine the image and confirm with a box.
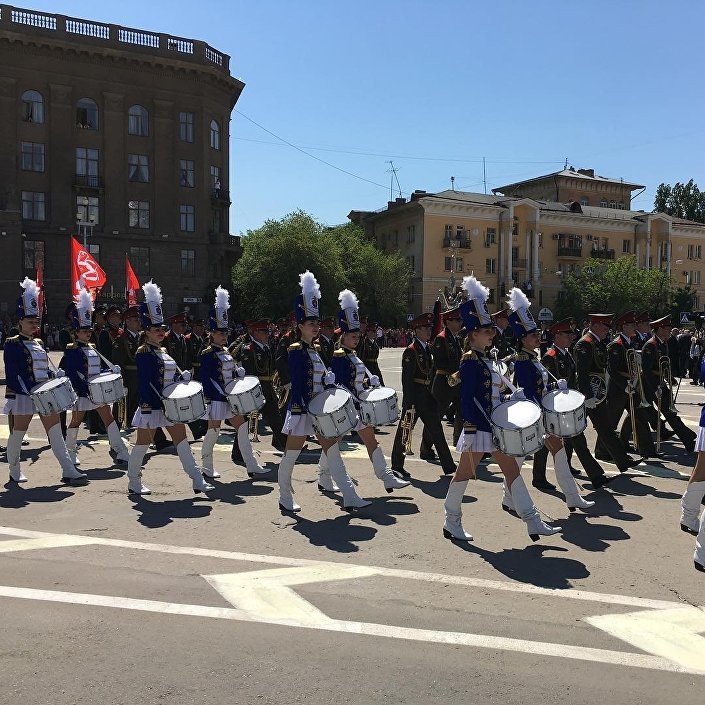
[349,168,705,317]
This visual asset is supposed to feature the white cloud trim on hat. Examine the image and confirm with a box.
[461,275,489,302]
[338,288,359,310]
[142,280,162,305]
[214,285,230,311]
[507,287,531,312]
[19,277,39,301]
[299,270,321,299]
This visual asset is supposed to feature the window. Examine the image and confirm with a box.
[406,255,415,272]
[179,111,194,142]
[21,90,44,123]
[210,119,220,150]
[211,208,222,234]
[609,200,617,209]
[210,165,221,191]
[580,197,589,206]
[599,198,608,207]
[618,201,625,209]
[181,249,195,276]
[455,257,464,272]
[128,200,150,229]
[485,258,496,274]
[180,204,195,232]
[486,228,497,245]
[179,159,195,187]
[129,247,150,277]
[23,240,45,272]
[88,243,100,262]
[76,195,99,224]
[21,142,44,172]
[444,256,452,272]
[76,148,99,185]
[444,224,453,238]
[406,224,416,243]
[128,105,149,136]
[623,239,631,254]
[21,191,45,221]
[128,154,149,183]
[76,98,98,129]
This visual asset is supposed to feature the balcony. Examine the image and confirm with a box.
[443,236,472,249]
[210,188,231,205]
[512,258,528,269]
[557,245,582,258]
[590,248,615,260]
[73,174,103,191]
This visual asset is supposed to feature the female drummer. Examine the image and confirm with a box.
[199,286,269,479]
[60,287,131,469]
[277,271,370,513]
[3,278,86,485]
[680,399,705,573]
[443,276,561,542]
[328,289,409,493]
[506,287,594,514]
[125,280,214,496]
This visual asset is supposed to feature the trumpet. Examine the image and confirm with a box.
[626,349,650,409]
[400,407,416,455]
[248,411,260,442]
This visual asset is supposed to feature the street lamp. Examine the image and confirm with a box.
[76,210,95,249]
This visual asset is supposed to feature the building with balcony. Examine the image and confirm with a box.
[349,172,705,315]
[0,4,244,320]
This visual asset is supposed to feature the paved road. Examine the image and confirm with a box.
[0,348,704,704]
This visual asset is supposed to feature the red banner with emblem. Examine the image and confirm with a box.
[125,256,140,306]
[70,236,106,300]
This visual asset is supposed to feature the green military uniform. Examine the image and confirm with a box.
[111,328,140,429]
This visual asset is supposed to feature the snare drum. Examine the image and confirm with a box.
[358,386,399,426]
[88,372,127,406]
[161,381,207,424]
[225,376,265,415]
[541,389,587,438]
[490,399,544,457]
[308,387,358,439]
[29,377,78,416]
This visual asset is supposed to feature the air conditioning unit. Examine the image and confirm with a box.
[552,234,560,240]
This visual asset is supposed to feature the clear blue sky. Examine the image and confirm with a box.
[30,0,705,232]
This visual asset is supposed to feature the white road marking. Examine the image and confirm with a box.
[0,535,100,553]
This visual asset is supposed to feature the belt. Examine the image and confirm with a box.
[258,375,274,381]
[413,378,431,385]
[435,369,457,376]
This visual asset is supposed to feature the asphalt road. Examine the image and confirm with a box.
[0,348,704,704]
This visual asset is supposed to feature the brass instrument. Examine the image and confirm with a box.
[447,371,460,387]
[625,349,643,451]
[272,371,290,411]
[626,349,650,409]
[656,355,676,452]
[587,373,607,405]
[400,407,416,455]
[248,411,260,442]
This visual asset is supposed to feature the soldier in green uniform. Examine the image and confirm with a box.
[491,309,515,358]
[315,317,336,368]
[357,316,384,386]
[111,305,141,429]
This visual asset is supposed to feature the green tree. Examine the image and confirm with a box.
[231,211,410,325]
[653,179,705,222]
[671,285,695,319]
[554,256,673,321]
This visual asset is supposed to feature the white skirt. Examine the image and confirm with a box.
[131,408,173,429]
[696,427,705,452]
[3,394,37,416]
[282,410,314,437]
[456,430,495,453]
[208,400,235,421]
[74,396,100,412]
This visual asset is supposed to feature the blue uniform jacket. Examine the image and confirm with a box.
[288,341,323,415]
[3,334,53,398]
[199,344,230,402]
[60,342,109,398]
[136,342,182,413]
[330,347,367,402]
[513,349,557,404]
[459,349,494,433]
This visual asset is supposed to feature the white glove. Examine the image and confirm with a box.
[111,365,121,374]
[180,370,192,382]
[584,397,598,409]
[235,366,246,378]
[369,375,380,387]
[510,388,526,401]
[557,378,568,390]
[55,368,66,378]
[323,371,335,386]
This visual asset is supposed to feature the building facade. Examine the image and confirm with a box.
[0,4,244,320]
[350,168,705,316]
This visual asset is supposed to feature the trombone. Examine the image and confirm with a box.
[626,349,647,452]
[400,407,416,455]
[656,355,676,453]
[248,411,260,442]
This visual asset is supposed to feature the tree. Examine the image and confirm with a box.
[231,211,410,325]
[554,256,673,321]
[671,285,695,319]
[653,179,705,223]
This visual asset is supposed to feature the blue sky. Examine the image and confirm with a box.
[31,1,705,232]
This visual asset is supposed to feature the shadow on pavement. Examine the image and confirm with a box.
[0,482,76,507]
[129,495,213,528]
[557,513,631,552]
[289,514,378,552]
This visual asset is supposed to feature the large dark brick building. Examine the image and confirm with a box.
[0,4,244,321]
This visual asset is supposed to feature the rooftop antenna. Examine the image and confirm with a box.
[483,157,487,194]
[564,157,569,169]
[451,176,455,191]
[386,160,403,199]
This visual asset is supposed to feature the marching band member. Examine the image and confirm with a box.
[112,305,141,428]
[125,280,214,496]
[329,289,409,493]
[200,287,268,479]
[315,317,336,367]
[357,317,385,386]
[681,401,705,573]
[443,276,561,542]
[277,271,370,513]
[60,287,130,468]
[506,290,594,513]
[3,278,86,485]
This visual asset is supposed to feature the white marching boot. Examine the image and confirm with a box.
[681,481,705,535]
[106,422,130,465]
[176,440,214,494]
[7,430,27,483]
[48,424,87,483]
[65,427,81,466]
[695,511,705,573]
[317,449,339,493]
[328,444,371,511]
[238,424,268,477]
[200,428,221,479]
[127,444,150,495]
[443,480,473,541]
[501,480,516,515]
[553,448,594,512]
[277,449,301,512]
[372,446,409,492]
[510,476,561,541]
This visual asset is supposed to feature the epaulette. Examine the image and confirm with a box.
[313,343,321,352]
[65,342,78,350]
[461,349,478,362]
[5,335,20,344]
[514,351,531,361]
[333,348,346,358]
[288,342,302,351]
[136,343,152,354]
[201,345,214,355]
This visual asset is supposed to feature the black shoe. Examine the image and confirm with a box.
[231,455,244,466]
[419,451,438,462]
[21,440,30,447]
[532,479,556,491]
[272,442,286,453]
[154,443,175,453]
[662,429,676,442]
[442,466,456,476]
[594,453,612,462]
[392,468,411,480]
[618,458,643,472]
[591,474,615,490]
[569,467,581,477]
[684,442,696,454]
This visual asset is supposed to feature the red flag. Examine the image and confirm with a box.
[36,262,45,320]
[70,237,106,300]
[125,256,139,306]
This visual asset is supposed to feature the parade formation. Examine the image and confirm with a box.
[2,271,704,575]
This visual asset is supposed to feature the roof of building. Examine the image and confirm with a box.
[493,168,645,194]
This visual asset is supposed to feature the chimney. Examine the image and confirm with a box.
[577,168,595,178]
